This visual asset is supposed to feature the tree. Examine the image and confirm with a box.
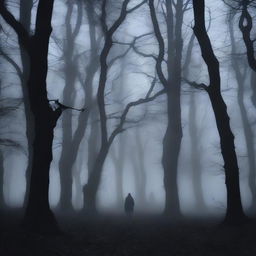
[110,133,126,209]
[0,0,63,232]
[148,0,190,218]
[58,0,83,212]
[191,0,247,224]
[0,0,33,209]
[131,127,147,209]
[224,0,256,108]
[0,96,23,210]
[229,14,256,213]
[83,0,165,212]
[51,0,102,213]
[238,0,256,72]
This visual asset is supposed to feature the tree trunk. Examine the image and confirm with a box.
[83,144,109,212]
[184,32,206,212]
[163,92,182,217]
[238,85,256,214]
[0,0,59,232]
[189,92,206,212]
[239,3,256,73]
[87,107,101,176]
[250,71,256,109]
[132,128,147,209]
[22,0,61,232]
[163,0,183,218]
[111,135,125,209]
[192,0,247,224]
[58,1,83,212]
[83,0,146,213]
[208,90,246,223]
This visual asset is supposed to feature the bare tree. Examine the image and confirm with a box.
[229,14,256,214]
[83,0,166,213]
[191,0,247,224]
[58,0,83,212]
[0,0,65,232]
[148,0,191,218]
[224,0,256,108]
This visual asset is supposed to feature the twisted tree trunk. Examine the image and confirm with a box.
[192,0,247,224]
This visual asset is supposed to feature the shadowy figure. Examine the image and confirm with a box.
[124,193,134,216]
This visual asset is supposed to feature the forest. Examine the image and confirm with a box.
[0,0,256,255]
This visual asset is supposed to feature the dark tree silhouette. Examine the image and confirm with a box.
[0,0,62,232]
[191,0,247,224]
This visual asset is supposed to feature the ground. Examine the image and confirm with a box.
[1,212,256,256]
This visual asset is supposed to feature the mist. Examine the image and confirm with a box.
[0,0,256,255]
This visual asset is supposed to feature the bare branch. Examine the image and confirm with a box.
[108,87,166,144]
[149,0,168,88]
[127,0,147,13]
[48,100,86,112]
[182,78,208,91]
[0,0,30,50]
[0,49,23,82]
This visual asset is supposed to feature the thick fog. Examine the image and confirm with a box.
[0,0,255,220]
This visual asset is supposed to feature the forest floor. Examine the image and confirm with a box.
[0,211,256,256]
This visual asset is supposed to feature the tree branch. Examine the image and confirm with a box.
[0,0,30,50]
[149,0,168,88]
[108,87,165,145]
[127,0,147,13]
[182,78,208,91]
[48,100,86,112]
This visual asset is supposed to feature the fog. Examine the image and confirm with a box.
[0,0,256,222]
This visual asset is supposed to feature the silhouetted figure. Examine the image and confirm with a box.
[124,193,134,216]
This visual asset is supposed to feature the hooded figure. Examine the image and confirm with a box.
[124,193,134,216]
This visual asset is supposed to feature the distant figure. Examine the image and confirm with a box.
[124,193,135,216]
